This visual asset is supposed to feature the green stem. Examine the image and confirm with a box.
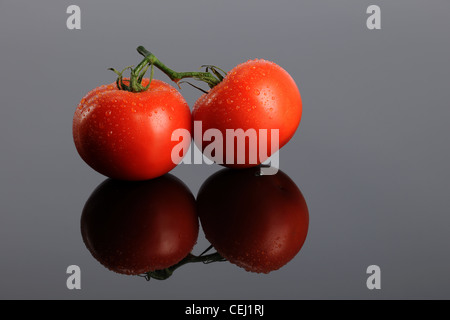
[110,46,223,92]
[136,46,222,88]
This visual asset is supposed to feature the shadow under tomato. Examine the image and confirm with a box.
[80,174,199,276]
[197,167,309,274]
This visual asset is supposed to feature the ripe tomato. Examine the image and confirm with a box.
[192,59,302,168]
[81,174,198,275]
[73,78,191,181]
[197,167,309,273]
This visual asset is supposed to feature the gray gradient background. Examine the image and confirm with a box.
[0,0,449,299]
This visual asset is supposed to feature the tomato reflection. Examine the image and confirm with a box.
[197,167,309,274]
[80,168,309,278]
[81,174,199,276]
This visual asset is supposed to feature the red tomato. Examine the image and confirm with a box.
[73,79,191,181]
[192,59,302,168]
[197,167,309,273]
[81,174,198,275]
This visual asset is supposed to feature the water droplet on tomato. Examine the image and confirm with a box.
[254,89,260,96]
[131,108,136,113]
[245,86,250,91]
[105,110,111,116]
[235,105,240,110]
[169,116,173,120]
[226,98,233,104]
[107,131,113,137]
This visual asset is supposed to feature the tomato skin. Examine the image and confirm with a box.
[192,59,302,168]
[73,79,191,181]
[81,174,198,275]
[197,168,309,273]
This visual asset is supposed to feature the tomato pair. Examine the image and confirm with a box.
[73,47,302,180]
[77,47,306,277]
[81,169,309,276]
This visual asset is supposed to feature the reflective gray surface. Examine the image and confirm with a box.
[1,0,450,299]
